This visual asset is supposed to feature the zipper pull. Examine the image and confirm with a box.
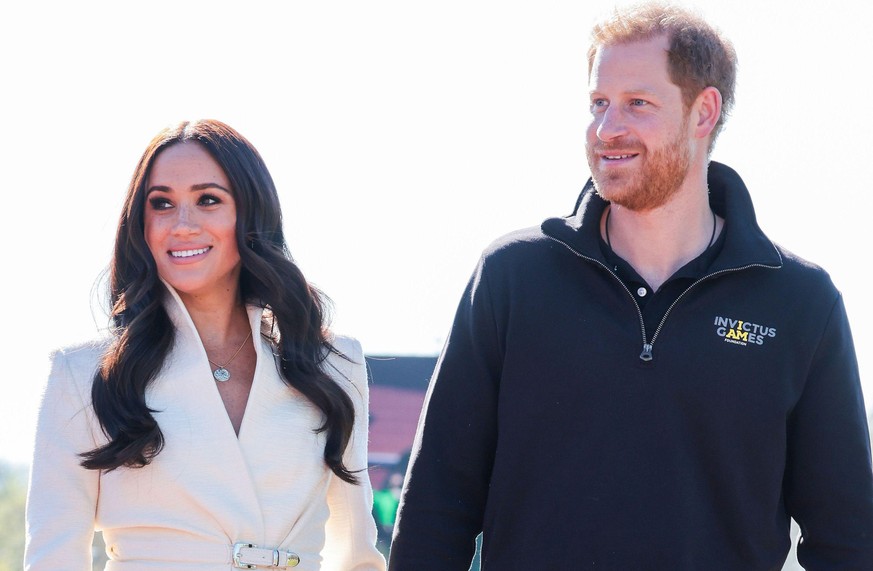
[640,344,653,362]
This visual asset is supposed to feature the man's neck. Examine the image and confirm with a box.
[602,172,721,292]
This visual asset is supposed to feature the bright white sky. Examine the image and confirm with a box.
[1,0,871,466]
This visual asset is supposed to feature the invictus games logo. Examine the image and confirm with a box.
[714,316,776,347]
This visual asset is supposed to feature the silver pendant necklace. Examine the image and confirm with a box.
[207,330,252,382]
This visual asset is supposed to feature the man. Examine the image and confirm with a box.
[388,2,873,570]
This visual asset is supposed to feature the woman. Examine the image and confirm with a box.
[25,119,386,570]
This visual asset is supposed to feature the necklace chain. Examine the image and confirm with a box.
[208,330,252,383]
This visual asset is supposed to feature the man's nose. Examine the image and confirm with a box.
[596,106,628,142]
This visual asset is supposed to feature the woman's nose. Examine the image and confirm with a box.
[171,205,200,235]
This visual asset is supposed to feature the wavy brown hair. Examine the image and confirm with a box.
[80,119,360,483]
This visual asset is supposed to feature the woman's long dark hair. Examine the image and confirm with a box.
[79,119,359,483]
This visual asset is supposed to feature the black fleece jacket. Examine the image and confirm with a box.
[389,162,873,570]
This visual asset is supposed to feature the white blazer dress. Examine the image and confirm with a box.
[24,285,386,571]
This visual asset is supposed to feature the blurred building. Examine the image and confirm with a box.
[365,354,437,557]
[365,354,436,485]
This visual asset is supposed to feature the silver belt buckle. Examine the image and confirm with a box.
[233,542,300,568]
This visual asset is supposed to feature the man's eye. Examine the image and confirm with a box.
[630,99,647,106]
[591,99,608,110]
[148,197,172,210]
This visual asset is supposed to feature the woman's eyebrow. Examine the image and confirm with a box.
[146,182,231,195]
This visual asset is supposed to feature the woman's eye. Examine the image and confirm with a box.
[148,197,172,210]
[198,194,221,206]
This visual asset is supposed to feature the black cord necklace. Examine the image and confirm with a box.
[605,207,718,251]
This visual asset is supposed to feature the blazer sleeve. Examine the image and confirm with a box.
[784,294,873,569]
[25,347,101,571]
[321,338,387,571]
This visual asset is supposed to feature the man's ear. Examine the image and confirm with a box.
[693,86,722,140]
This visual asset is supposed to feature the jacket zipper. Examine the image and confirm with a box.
[546,235,780,362]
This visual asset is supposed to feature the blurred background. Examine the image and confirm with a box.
[1,1,871,569]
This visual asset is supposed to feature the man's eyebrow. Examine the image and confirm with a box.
[625,88,659,97]
[146,182,231,195]
[589,88,660,97]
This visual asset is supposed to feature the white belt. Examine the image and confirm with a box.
[233,542,300,569]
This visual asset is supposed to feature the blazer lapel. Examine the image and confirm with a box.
[149,284,266,543]
[237,309,331,547]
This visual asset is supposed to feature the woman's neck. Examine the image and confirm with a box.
[177,287,251,347]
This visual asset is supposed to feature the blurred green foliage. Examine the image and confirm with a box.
[0,461,27,571]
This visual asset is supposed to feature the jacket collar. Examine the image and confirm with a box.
[541,161,782,272]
